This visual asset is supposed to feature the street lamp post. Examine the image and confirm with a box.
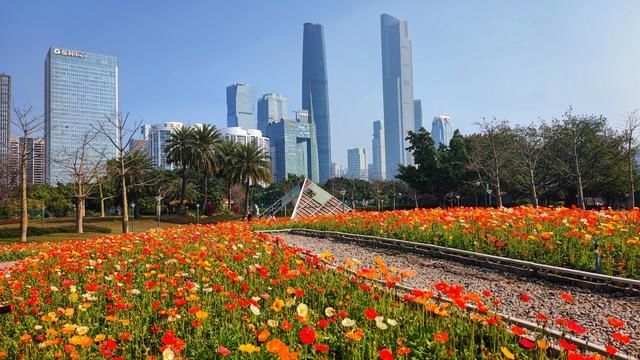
[339,190,347,212]
[455,194,461,207]
[487,189,493,208]
[73,204,76,218]
[196,203,200,224]
[130,203,136,232]
[155,196,162,228]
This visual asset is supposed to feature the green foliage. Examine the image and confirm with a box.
[0,224,111,239]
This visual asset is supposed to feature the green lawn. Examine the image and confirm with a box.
[0,216,181,244]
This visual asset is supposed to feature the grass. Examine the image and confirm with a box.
[0,216,181,244]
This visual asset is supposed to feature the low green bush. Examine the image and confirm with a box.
[0,225,111,239]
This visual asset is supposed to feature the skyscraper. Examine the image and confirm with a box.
[226,83,255,129]
[371,120,386,180]
[414,99,423,130]
[147,122,183,170]
[381,14,415,179]
[0,74,11,159]
[347,148,367,180]
[8,136,45,185]
[432,115,453,148]
[45,47,118,184]
[266,110,319,183]
[257,93,288,132]
[302,23,332,184]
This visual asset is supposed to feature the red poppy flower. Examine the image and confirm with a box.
[314,344,330,353]
[298,326,315,344]
[510,325,525,336]
[520,293,531,302]
[535,313,548,321]
[606,344,617,356]
[612,332,631,344]
[218,345,231,356]
[317,319,330,329]
[397,347,411,355]
[434,332,449,343]
[519,338,535,349]
[379,348,394,360]
[566,320,585,335]
[560,292,574,304]
[607,317,625,329]
[559,338,577,351]
[364,308,378,320]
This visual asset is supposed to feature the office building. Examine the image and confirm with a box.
[257,93,288,133]
[265,110,318,183]
[381,14,415,178]
[302,23,332,183]
[226,83,255,129]
[370,120,386,181]
[147,122,183,170]
[129,139,149,152]
[330,162,342,178]
[0,74,10,160]
[347,148,367,180]
[220,127,270,155]
[45,47,118,184]
[432,115,453,148]
[8,136,45,185]
[414,100,423,130]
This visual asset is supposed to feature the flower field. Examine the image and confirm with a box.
[255,207,640,279]
[0,221,635,359]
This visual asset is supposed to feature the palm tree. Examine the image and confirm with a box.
[166,126,194,209]
[191,125,222,209]
[216,140,239,210]
[234,142,271,215]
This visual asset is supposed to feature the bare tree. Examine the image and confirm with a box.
[94,112,143,233]
[469,118,514,207]
[513,123,545,207]
[12,107,44,242]
[54,131,105,233]
[96,176,115,217]
[623,110,640,208]
[371,180,386,211]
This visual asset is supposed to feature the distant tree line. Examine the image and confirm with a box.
[398,108,640,209]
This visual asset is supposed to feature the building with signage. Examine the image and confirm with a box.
[257,93,288,133]
[381,14,416,178]
[145,122,183,170]
[370,120,386,181]
[0,74,10,161]
[432,115,453,148]
[265,110,319,183]
[226,83,255,129]
[302,23,332,184]
[45,47,118,184]
[347,148,367,180]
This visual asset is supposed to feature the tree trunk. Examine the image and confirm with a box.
[244,180,250,215]
[20,155,28,242]
[573,141,586,210]
[529,168,539,208]
[227,181,232,210]
[179,164,187,209]
[99,183,105,217]
[629,137,635,209]
[202,171,209,210]
[76,195,84,234]
[121,160,129,233]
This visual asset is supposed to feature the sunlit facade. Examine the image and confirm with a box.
[45,47,118,184]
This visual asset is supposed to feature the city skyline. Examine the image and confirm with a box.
[2,1,640,168]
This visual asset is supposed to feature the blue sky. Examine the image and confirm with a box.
[1,0,639,166]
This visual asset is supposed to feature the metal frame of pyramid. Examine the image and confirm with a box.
[260,178,352,219]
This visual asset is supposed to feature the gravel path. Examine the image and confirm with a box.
[276,232,640,352]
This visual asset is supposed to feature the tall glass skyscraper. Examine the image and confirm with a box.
[0,74,11,159]
[265,110,319,183]
[302,23,332,184]
[257,93,288,132]
[432,115,453,148]
[45,47,118,184]
[414,99,423,131]
[371,120,386,181]
[381,14,415,179]
[226,83,255,129]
